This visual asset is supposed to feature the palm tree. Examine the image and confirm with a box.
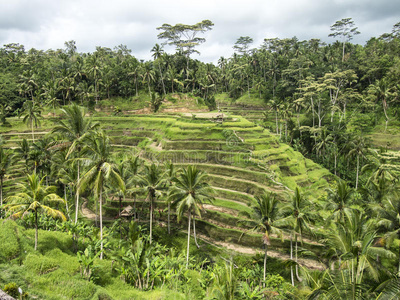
[325,209,395,298]
[164,161,176,235]
[151,44,166,95]
[241,192,283,286]
[281,187,314,285]
[348,136,371,189]
[169,165,214,267]
[135,163,166,244]
[0,147,13,207]
[373,197,400,275]
[3,173,66,250]
[51,103,99,224]
[326,179,353,224]
[78,130,125,259]
[20,100,42,142]
[15,138,31,172]
[141,62,155,98]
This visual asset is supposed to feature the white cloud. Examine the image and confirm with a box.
[0,0,398,61]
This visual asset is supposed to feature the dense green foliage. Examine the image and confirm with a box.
[1,18,400,299]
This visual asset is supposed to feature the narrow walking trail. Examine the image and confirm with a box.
[80,201,326,271]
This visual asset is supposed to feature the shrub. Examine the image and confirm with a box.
[3,282,19,298]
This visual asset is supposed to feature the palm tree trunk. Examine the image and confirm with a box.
[149,196,153,244]
[75,163,80,224]
[263,244,267,288]
[64,185,69,220]
[158,63,166,95]
[186,209,191,268]
[295,234,302,282]
[192,215,200,248]
[167,202,170,235]
[398,240,400,277]
[290,233,294,286]
[356,155,359,189]
[99,188,103,260]
[35,211,38,251]
[0,177,3,207]
[31,118,35,142]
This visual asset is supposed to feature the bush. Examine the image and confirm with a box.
[3,282,19,298]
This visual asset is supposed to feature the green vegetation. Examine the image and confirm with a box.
[1,17,400,299]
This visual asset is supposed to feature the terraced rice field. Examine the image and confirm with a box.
[1,108,333,268]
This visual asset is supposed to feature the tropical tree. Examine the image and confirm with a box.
[3,173,66,250]
[329,18,360,62]
[14,138,31,172]
[240,192,283,286]
[281,187,314,285]
[20,100,42,142]
[51,103,99,224]
[135,163,166,244]
[326,179,353,224]
[169,165,214,267]
[78,130,125,259]
[151,44,166,95]
[348,136,371,189]
[324,209,395,298]
[372,196,400,275]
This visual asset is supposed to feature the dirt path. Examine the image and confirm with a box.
[81,201,325,271]
[81,201,114,221]
[203,203,240,217]
[196,233,325,271]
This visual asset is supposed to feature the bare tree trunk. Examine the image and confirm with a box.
[295,234,302,282]
[100,189,103,259]
[186,209,191,268]
[263,244,267,288]
[168,202,171,234]
[75,163,80,224]
[0,177,3,207]
[355,155,359,189]
[193,215,200,248]
[290,233,294,286]
[35,211,38,251]
[64,185,69,220]
[149,196,153,244]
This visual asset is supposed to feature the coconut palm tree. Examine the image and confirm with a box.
[3,173,66,250]
[326,179,353,224]
[15,138,31,172]
[164,161,176,235]
[78,130,125,259]
[281,187,314,285]
[241,192,283,286]
[151,44,166,95]
[135,163,166,244]
[20,100,42,142]
[169,165,214,267]
[324,209,395,298]
[372,196,400,276]
[347,136,371,189]
[51,103,99,224]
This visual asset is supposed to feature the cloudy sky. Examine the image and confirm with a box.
[0,0,399,63]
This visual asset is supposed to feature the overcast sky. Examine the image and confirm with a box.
[0,0,399,63]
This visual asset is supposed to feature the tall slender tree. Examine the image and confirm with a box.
[79,130,125,259]
[169,165,214,268]
[51,103,99,224]
[3,173,66,250]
